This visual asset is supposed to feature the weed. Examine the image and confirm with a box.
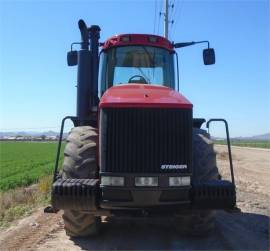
[0,176,52,228]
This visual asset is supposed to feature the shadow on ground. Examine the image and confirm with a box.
[70,211,269,250]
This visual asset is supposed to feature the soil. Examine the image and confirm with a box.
[0,145,269,251]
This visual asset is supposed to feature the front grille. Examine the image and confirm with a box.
[100,108,192,173]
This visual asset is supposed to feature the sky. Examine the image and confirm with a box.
[0,0,269,137]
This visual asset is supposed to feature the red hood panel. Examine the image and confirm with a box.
[99,84,192,109]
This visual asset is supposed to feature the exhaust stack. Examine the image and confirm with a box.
[68,19,100,125]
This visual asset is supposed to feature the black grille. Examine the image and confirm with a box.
[100,108,192,173]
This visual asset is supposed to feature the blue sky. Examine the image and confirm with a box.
[0,0,269,137]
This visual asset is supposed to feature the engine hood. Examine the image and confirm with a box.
[99,84,192,109]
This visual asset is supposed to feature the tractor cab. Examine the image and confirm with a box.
[98,34,176,97]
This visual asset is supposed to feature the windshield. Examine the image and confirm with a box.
[99,46,175,96]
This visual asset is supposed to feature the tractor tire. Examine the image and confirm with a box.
[175,128,219,236]
[61,126,101,237]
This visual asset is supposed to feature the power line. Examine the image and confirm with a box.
[164,0,169,38]
[159,0,175,39]
[169,0,179,40]
[170,0,176,20]
[153,0,157,34]
[157,13,161,35]
[169,0,175,40]
[170,0,176,26]
[171,0,184,40]
[157,0,163,35]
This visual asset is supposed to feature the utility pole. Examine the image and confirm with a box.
[164,0,169,39]
[160,0,173,39]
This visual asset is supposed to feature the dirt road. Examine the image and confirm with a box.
[0,145,269,251]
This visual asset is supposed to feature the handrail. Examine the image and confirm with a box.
[206,119,235,185]
[53,116,78,182]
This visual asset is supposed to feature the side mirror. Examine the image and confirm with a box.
[203,48,215,65]
[67,51,78,66]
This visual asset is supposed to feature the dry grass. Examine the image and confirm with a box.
[216,151,236,160]
[217,151,229,160]
[38,175,53,195]
[0,175,52,228]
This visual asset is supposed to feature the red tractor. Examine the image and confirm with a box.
[51,20,236,237]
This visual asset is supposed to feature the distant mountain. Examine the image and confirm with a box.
[1,131,269,141]
[212,133,270,141]
[233,133,270,141]
[0,131,68,138]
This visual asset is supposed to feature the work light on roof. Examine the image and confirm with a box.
[148,36,158,43]
[121,36,130,42]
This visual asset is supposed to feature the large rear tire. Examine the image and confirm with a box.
[61,126,101,237]
[175,128,219,236]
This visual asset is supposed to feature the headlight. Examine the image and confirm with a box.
[181,176,191,186]
[169,176,190,186]
[135,177,158,187]
[101,176,124,186]
[169,177,182,186]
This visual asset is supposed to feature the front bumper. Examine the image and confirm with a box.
[51,178,236,214]
[100,187,190,209]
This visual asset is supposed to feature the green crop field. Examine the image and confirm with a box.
[214,140,270,149]
[0,139,269,192]
[0,142,64,191]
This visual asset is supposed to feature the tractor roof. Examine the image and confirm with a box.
[102,34,174,52]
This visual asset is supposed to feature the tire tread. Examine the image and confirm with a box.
[61,126,100,237]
